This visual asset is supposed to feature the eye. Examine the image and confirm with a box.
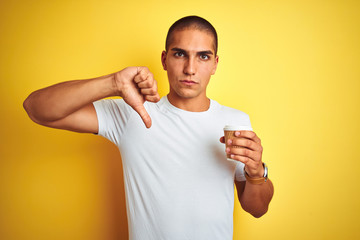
[200,54,209,60]
[174,51,185,57]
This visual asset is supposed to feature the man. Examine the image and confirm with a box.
[24,16,274,239]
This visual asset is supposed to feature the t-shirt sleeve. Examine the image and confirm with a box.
[234,113,252,182]
[235,162,246,182]
[93,98,134,145]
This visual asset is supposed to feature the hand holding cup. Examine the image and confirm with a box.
[220,125,265,178]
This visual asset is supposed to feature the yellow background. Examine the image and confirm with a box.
[1,0,359,239]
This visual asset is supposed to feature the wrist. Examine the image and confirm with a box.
[244,163,268,184]
[111,72,123,97]
[86,72,121,98]
[245,164,264,178]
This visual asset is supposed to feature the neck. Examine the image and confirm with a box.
[167,93,210,112]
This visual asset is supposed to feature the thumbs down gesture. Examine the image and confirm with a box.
[114,66,160,128]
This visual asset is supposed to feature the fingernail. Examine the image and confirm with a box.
[226,147,230,153]
[235,131,240,137]
[227,139,232,145]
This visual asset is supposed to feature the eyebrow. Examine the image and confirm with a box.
[170,47,214,55]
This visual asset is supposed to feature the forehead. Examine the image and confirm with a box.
[169,29,215,53]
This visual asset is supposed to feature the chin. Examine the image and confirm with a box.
[175,90,202,99]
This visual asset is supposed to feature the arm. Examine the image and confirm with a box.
[23,67,160,133]
[220,131,274,218]
[235,178,274,218]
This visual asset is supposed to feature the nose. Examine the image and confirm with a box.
[183,56,196,75]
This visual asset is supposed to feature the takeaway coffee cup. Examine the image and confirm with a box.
[223,125,253,162]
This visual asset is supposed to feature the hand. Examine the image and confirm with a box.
[220,131,264,178]
[114,67,160,128]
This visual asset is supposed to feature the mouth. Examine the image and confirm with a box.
[180,80,198,86]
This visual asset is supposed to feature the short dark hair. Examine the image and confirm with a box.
[165,16,218,55]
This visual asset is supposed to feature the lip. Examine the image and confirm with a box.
[180,80,198,86]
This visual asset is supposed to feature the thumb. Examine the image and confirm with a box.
[132,104,152,128]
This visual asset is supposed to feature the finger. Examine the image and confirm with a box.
[134,68,153,84]
[227,147,261,162]
[132,104,152,128]
[229,155,261,171]
[134,73,146,84]
[145,94,160,103]
[235,131,261,144]
[231,138,263,152]
[138,78,154,88]
[229,155,251,165]
[140,87,158,95]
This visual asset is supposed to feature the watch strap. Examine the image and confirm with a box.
[244,163,268,185]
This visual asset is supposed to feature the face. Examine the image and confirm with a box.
[161,29,219,102]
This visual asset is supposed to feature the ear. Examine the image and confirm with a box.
[211,55,219,75]
[161,51,167,70]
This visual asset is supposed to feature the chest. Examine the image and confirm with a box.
[118,109,234,174]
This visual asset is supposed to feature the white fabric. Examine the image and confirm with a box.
[93,96,252,240]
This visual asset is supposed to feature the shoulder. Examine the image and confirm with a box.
[94,98,131,110]
[93,98,134,118]
[94,98,125,106]
[213,100,250,117]
[220,104,249,117]
[211,100,252,126]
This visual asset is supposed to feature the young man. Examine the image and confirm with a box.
[24,16,273,239]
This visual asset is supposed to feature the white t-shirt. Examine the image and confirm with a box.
[93,96,252,240]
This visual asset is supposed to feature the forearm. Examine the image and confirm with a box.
[23,73,117,123]
[238,179,274,218]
